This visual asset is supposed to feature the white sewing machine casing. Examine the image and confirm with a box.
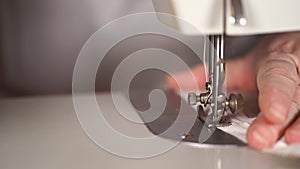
[153,0,300,127]
[153,0,300,35]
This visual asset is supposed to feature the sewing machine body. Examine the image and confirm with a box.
[153,0,300,35]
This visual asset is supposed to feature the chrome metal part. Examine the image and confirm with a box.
[229,0,247,26]
[189,91,244,128]
[188,93,198,105]
[228,93,244,114]
[188,35,244,127]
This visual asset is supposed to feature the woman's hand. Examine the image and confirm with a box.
[166,32,300,149]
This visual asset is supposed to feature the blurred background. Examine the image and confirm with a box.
[0,0,259,97]
[0,0,203,97]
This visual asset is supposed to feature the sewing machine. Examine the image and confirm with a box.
[153,0,300,127]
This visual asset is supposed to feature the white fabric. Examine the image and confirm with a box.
[218,113,300,158]
[181,92,300,158]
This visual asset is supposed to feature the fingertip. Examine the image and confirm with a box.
[247,117,278,149]
[285,130,300,144]
[165,76,179,91]
[247,126,274,149]
[165,64,206,91]
[285,123,300,144]
[259,90,290,124]
[263,102,288,124]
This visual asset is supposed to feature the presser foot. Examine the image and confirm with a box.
[197,105,232,128]
[189,92,244,128]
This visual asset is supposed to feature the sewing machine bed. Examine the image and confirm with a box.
[1,92,299,168]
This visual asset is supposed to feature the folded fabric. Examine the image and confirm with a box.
[218,113,300,159]
[181,91,300,159]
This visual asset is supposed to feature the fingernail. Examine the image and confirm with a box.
[289,130,300,139]
[251,125,277,149]
[166,76,178,91]
[287,124,300,143]
[252,130,269,148]
[269,103,286,123]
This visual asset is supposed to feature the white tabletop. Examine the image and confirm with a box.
[0,93,299,169]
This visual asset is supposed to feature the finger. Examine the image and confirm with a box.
[166,56,255,91]
[285,116,300,144]
[257,52,299,124]
[247,100,299,149]
[247,114,284,149]
[166,64,206,91]
[285,87,300,144]
[225,56,257,91]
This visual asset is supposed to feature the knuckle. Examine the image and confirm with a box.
[257,58,299,90]
[267,32,300,55]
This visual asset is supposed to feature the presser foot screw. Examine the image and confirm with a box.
[188,92,211,106]
[226,93,244,114]
[188,93,199,105]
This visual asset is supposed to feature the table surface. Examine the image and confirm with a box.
[0,93,299,169]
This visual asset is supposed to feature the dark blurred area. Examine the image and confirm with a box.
[0,0,260,97]
[0,0,202,97]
